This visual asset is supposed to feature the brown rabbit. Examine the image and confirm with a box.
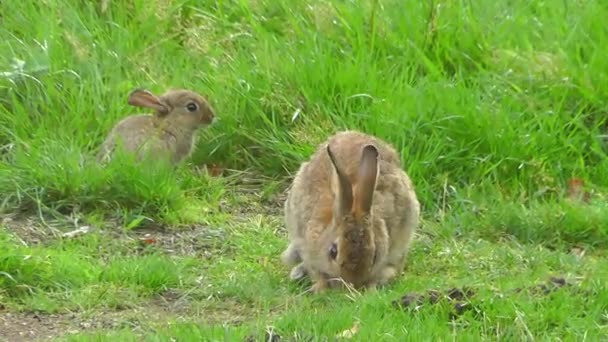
[281,130,420,293]
[97,88,216,165]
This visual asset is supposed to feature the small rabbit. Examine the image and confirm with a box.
[281,130,420,293]
[97,88,216,165]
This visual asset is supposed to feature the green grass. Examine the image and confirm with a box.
[1,0,608,340]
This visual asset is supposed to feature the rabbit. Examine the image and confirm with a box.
[96,87,216,165]
[281,130,420,293]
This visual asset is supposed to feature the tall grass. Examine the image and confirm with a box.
[1,0,607,236]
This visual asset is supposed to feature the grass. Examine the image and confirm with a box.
[1,0,608,340]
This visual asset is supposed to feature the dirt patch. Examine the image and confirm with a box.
[127,224,228,258]
[0,185,284,257]
[0,212,230,258]
[1,214,56,246]
[0,289,198,342]
[392,276,582,320]
[1,311,67,342]
[0,306,164,342]
[0,287,268,342]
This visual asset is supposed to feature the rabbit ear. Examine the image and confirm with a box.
[327,144,353,217]
[127,89,169,115]
[354,144,379,215]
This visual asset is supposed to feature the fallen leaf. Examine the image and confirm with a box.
[336,321,360,339]
[139,234,157,245]
[207,163,224,177]
[566,178,590,203]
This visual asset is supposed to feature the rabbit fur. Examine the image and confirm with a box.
[97,88,215,165]
[281,130,420,293]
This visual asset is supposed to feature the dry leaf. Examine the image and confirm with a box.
[139,234,157,245]
[336,321,360,339]
[207,163,225,177]
[566,178,590,203]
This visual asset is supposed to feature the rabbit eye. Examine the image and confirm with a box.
[186,102,199,112]
[329,243,337,260]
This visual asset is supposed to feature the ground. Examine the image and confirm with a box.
[1,0,608,341]
[1,190,607,341]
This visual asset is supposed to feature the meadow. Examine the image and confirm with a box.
[1,0,608,340]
